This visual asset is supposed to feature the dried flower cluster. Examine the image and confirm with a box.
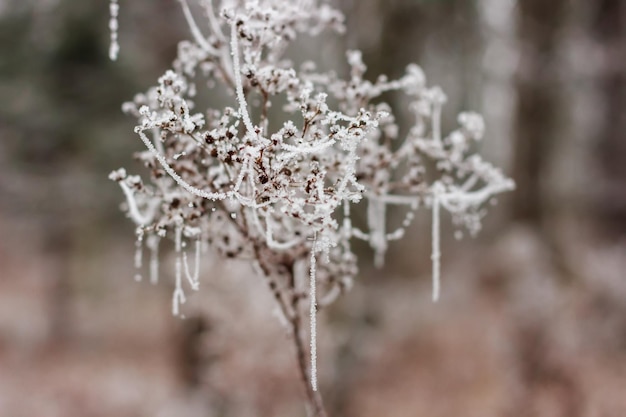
[109,0,513,414]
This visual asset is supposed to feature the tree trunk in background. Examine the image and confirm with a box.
[592,0,626,236]
[511,0,568,225]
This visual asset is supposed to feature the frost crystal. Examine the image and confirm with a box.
[110,0,514,397]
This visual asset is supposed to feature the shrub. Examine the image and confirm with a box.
[109,1,513,415]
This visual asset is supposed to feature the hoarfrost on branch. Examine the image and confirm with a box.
[109,0,514,400]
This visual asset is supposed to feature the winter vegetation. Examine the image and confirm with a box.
[3,0,626,416]
[109,0,512,414]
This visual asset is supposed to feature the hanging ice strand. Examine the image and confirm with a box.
[134,227,144,282]
[182,235,201,291]
[109,0,120,61]
[309,240,318,392]
[147,235,160,285]
[367,198,388,268]
[431,183,442,302]
[172,224,186,316]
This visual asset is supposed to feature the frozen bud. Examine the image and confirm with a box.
[109,168,127,182]
[376,110,391,120]
[121,101,138,116]
[220,8,234,21]
[411,99,432,117]
[448,130,466,146]
[183,226,202,239]
[126,175,142,188]
[403,64,426,94]
[315,93,329,113]
[458,112,485,140]
[427,86,447,105]
[346,50,366,78]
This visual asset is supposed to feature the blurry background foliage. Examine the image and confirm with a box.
[1,1,625,416]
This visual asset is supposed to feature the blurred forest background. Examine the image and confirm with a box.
[1,0,625,416]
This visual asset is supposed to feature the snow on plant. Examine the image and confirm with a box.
[109,0,513,414]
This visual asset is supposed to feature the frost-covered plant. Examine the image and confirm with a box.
[109,0,513,415]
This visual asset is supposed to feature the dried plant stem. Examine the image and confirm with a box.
[249,238,326,416]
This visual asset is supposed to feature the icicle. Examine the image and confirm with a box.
[342,199,351,237]
[367,198,387,268]
[134,228,143,282]
[172,225,186,316]
[109,0,119,61]
[147,234,160,285]
[309,239,318,392]
[183,238,201,290]
[431,185,442,302]
[430,87,446,144]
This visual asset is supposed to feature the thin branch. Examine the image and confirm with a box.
[202,0,226,42]
[230,21,257,137]
[179,0,219,55]
[119,181,159,225]
[137,130,228,200]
